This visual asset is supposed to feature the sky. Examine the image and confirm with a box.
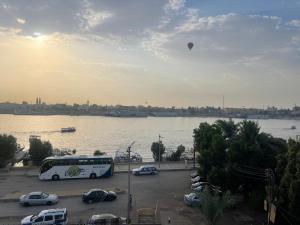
[0,0,300,108]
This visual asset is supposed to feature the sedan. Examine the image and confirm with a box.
[191,181,209,189]
[82,189,117,204]
[19,192,58,207]
[191,176,205,183]
[184,193,201,207]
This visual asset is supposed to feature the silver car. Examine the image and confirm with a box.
[19,192,58,207]
[184,192,201,207]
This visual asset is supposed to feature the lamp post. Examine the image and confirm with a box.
[127,141,135,224]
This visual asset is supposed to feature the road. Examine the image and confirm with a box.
[0,171,208,225]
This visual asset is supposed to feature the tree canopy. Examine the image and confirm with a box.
[29,139,53,165]
[0,134,18,168]
[151,141,165,161]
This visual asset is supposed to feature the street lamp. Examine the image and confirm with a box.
[127,141,135,224]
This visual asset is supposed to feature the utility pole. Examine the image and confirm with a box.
[158,135,163,168]
[127,141,135,224]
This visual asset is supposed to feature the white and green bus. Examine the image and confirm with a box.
[39,155,114,180]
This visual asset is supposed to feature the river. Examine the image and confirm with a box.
[0,114,299,160]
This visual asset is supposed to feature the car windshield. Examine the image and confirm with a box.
[42,192,49,198]
[30,215,37,221]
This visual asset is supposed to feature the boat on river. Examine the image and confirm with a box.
[61,127,76,133]
[114,150,143,163]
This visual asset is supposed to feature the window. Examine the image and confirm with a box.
[34,217,43,222]
[29,195,41,199]
[54,214,63,220]
[44,215,53,221]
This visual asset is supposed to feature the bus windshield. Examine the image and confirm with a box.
[40,160,53,173]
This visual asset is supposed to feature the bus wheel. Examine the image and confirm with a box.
[52,175,60,181]
[90,173,96,179]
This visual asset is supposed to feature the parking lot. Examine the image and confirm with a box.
[0,171,209,225]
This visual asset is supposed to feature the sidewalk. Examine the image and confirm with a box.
[0,161,197,177]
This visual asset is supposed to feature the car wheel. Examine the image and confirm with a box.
[23,202,29,207]
[46,201,52,205]
[90,173,96,179]
[52,174,60,181]
[88,199,93,204]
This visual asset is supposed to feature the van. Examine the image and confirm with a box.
[21,208,68,225]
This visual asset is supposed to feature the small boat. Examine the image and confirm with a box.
[61,127,76,133]
[291,126,296,130]
[114,150,143,163]
[29,135,41,142]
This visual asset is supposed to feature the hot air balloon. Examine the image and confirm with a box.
[187,42,194,50]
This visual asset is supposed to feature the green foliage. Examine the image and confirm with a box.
[193,122,227,186]
[0,134,18,168]
[194,119,288,200]
[200,187,232,225]
[151,141,165,161]
[29,139,53,165]
[93,150,105,156]
[167,145,185,161]
[278,139,300,216]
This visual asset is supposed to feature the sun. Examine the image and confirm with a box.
[33,32,47,42]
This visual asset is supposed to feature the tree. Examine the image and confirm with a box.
[29,139,53,165]
[278,139,300,217]
[193,122,227,186]
[151,141,165,161]
[94,150,105,156]
[200,187,232,225]
[0,134,18,168]
[167,145,185,161]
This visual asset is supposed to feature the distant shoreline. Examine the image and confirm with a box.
[0,113,300,121]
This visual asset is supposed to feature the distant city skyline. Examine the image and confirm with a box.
[0,0,300,108]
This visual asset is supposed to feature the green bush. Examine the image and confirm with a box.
[167,145,185,161]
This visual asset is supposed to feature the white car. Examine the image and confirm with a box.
[190,171,199,178]
[191,176,205,183]
[132,165,158,175]
[19,192,58,207]
[88,214,126,225]
[21,208,68,225]
[184,193,201,207]
[191,182,209,189]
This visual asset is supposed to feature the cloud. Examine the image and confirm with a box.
[165,0,186,11]
[287,19,300,27]
[16,18,26,24]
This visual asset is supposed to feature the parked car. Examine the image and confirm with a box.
[132,165,158,176]
[82,189,117,203]
[19,192,58,207]
[87,214,126,225]
[191,175,205,183]
[21,208,68,225]
[191,181,208,189]
[190,171,199,178]
[184,193,201,207]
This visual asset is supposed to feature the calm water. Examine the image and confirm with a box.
[0,114,299,159]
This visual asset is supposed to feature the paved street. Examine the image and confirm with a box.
[0,171,208,225]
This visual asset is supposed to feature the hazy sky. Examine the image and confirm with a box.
[0,0,300,108]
